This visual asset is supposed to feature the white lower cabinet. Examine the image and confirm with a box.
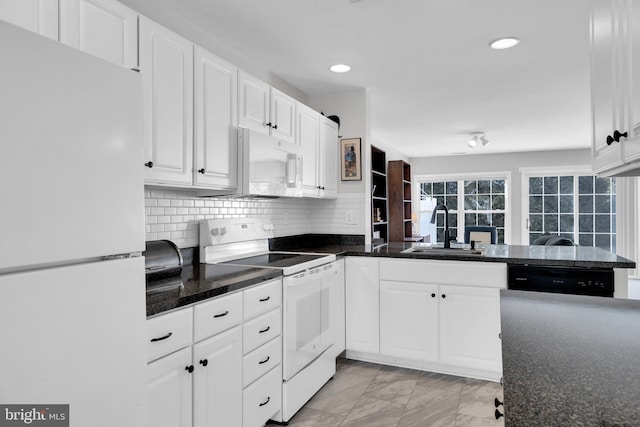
[147,278,282,427]
[345,257,380,354]
[147,347,193,427]
[193,326,243,427]
[380,281,438,362]
[348,257,505,381]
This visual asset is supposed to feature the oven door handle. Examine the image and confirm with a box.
[286,264,336,286]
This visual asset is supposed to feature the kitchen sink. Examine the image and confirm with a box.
[401,246,484,256]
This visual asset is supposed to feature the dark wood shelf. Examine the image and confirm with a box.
[388,160,413,242]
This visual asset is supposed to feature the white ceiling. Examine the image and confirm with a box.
[164,0,592,158]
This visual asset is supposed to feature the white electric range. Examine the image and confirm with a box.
[200,218,338,423]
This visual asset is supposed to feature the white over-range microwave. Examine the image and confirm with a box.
[238,127,303,197]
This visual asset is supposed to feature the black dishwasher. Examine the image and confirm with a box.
[507,265,614,297]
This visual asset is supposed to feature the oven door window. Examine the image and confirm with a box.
[283,263,336,381]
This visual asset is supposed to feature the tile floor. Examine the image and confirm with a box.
[279,358,505,427]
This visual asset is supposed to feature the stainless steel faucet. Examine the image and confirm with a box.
[430,204,450,248]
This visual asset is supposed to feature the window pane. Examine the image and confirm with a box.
[544,196,558,213]
[544,215,558,232]
[433,181,444,194]
[529,177,543,194]
[445,195,458,209]
[493,213,505,227]
[560,214,574,232]
[465,195,478,210]
[559,176,574,194]
[478,180,491,194]
[559,195,574,213]
[595,195,611,213]
[544,176,558,194]
[530,233,543,245]
[492,195,505,210]
[579,176,593,194]
[477,195,491,210]
[497,229,505,244]
[595,234,611,251]
[492,180,505,193]
[446,181,457,194]
[478,213,490,226]
[464,180,477,195]
[465,213,476,226]
[579,195,593,213]
[595,215,611,233]
[595,177,611,194]
[530,196,543,213]
[530,214,543,232]
[579,215,593,232]
[579,233,593,246]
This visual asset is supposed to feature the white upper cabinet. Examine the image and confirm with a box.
[319,115,338,198]
[591,0,640,175]
[238,70,270,134]
[270,87,296,143]
[140,17,194,185]
[0,0,58,40]
[59,0,137,68]
[297,105,338,199]
[194,46,238,191]
[238,70,296,143]
[297,102,321,197]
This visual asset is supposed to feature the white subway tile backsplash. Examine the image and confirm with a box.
[144,189,366,248]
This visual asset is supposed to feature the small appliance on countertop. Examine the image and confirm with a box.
[144,240,184,281]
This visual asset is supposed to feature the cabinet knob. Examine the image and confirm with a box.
[185,365,194,373]
[199,359,208,367]
[273,124,278,129]
[266,122,272,128]
[495,398,504,407]
[606,135,615,145]
[495,409,504,419]
[431,293,436,298]
[441,294,446,299]
[614,130,628,142]
[145,161,154,168]
[198,168,206,174]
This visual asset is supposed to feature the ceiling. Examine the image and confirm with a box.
[163,0,592,158]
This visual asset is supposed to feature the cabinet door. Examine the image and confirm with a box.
[193,326,242,427]
[621,0,640,162]
[194,46,238,190]
[345,257,380,354]
[591,0,624,173]
[438,285,502,372]
[0,0,58,40]
[238,70,270,134]
[140,17,193,185]
[147,347,193,427]
[297,102,320,197]
[319,116,338,199]
[270,87,296,143]
[380,281,438,362]
[59,0,137,68]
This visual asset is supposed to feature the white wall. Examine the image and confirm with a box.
[411,148,592,245]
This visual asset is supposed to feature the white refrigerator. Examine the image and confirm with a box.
[0,21,147,426]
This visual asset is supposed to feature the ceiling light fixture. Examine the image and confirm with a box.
[329,64,351,73]
[468,132,489,148]
[489,37,520,50]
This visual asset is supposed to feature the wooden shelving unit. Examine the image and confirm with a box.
[371,146,388,245]
[388,160,413,242]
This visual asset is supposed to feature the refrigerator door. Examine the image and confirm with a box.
[0,21,144,272]
[0,257,147,427]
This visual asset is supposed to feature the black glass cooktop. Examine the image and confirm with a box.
[222,252,327,269]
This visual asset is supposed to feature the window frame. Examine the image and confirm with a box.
[414,171,512,244]
[519,165,616,249]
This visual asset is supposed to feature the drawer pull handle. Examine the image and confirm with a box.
[258,356,270,365]
[213,310,229,318]
[150,332,172,342]
[259,396,270,407]
[259,326,270,334]
[259,296,270,302]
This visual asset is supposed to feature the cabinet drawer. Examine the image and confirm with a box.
[193,292,243,342]
[380,259,507,288]
[243,336,281,388]
[244,279,281,320]
[147,308,193,363]
[242,365,282,427]
[243,308,281,355]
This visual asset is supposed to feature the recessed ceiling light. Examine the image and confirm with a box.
[489,37,520,50]
[330,64,351,73]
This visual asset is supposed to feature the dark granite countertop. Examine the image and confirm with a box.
[146,263,281,317]
[500,290,640,426]
[270,235,635,269]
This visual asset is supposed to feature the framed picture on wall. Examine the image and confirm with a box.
[341,138,362,181]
